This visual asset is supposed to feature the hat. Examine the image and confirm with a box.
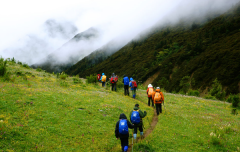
[135,104,139,107]
[130,77,133,81]
[156,87,160,89]
[148,84,153,88]
[102,73,104,75]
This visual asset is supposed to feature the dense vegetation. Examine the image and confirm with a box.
[65,4,240,96]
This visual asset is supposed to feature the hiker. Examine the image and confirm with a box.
[152,87,164,115]
[115,113,134,152]
[122,75,129,96]
[100,73,107,87]
[129,104,147,142]
[146,84,154,107]
[110,73,118,91]
[97,74,101,81]
[129,77,137,99]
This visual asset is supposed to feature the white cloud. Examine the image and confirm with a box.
[0,0,239,64]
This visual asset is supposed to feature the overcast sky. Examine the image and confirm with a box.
[0,0,239,64]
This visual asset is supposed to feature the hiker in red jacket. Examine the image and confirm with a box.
[146,84,154,107]
[110,73,118,91]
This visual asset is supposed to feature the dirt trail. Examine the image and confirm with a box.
[128,106,158,152]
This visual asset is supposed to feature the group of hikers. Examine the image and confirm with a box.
[97,73,164,152]
[97,73,138,99]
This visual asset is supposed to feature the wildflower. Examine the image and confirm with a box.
[0,120,3,123]
[210,132,214,136]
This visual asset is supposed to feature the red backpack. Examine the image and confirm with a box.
[110,76,118,83]
[97,74,101,81]
[131,80,137,88]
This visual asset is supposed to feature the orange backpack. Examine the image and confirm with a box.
[154,92,162,103]
[148,88,153,96]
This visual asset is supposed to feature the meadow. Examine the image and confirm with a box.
[0,61,153,151]
[1,60,240,152]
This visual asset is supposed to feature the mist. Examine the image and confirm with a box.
[0,0,239,65]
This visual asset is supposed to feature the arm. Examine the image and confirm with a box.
[115,121,119,138]
[127,120,134,129]
[146,88,149,95]
[139,110,147,118]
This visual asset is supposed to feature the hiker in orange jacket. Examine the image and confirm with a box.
[152,87,164,115]
[146,84,154,107]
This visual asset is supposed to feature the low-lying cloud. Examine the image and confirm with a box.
[0,0,239,65]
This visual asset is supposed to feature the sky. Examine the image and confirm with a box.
[0,0,239,65]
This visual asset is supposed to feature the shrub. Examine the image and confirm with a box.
[209,78,226,100]
[73,77,82,84]
[226,94,240,107]
[17,61,22,65]
[86,74,97,83]
[0,57,7,76]
[157,77,169,89]
[204,94,217,100]
[22,63,29,68]
[188,89,200,97]
[60,80,68,87]
[59,72,68,80]
[36,68,42,72]
[3,72,11,81]
[179,76,190,94]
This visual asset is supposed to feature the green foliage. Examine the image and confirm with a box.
[188,89,200,97]
[86,74,97,83]
[36,68,42,72]
[22,63,30,68]
[11,57,16,63]
[157,77,169,89]
[17,61,22,65]
[58,72,68,80]
[204,94,217,100]
[226,94,240,107]
[0,57,7,76]
[59,80,68,87]
[209,78,226,100]
[179,76,190,94]
[73,77,82,84]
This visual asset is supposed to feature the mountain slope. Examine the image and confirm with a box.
[66,4,240,95]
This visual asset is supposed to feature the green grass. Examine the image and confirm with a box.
[134,90,240,151]
[0,62,153,151]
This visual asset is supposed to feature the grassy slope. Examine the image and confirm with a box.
[0,62,153,151]
[135,90,240,151]
[65,4,240,95]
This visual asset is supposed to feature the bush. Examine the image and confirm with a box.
[0,57,7,76]
[209,78,226,100]
[86,74,97,83]
[3,72,11,81]
[58,72,68,80]
[22,63,30,68]
[17,61,22,65]
[226,94,240,107]
[36,68,42,72]
[73,77,82,84]
[204,94,217,100]
[60,80,68,87]
[179,76,190,94]
[188,89,200,97]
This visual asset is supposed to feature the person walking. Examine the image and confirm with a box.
[100,73,107,87]
[129,104,147,143]
[110,73,118,91]
[146,84,154,107]
[152,87,164,115]
[122,75,129,96]
[115,113,134,152]
[129,77,137,99]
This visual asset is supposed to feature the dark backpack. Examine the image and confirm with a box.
[119,119,128,134]
[131,110,140,124]
[131,81,137,88]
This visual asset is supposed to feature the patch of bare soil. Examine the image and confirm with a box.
[143,72,160,86]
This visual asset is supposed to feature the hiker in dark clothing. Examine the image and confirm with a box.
[129,104,147,142]
[110,73,118,91]
[115,113,134,152]
[122,75,129,96]
[146,84,154,107]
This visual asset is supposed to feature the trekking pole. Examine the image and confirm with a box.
[132,129,133,152]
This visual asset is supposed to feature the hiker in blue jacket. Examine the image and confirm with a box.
[129,77,137,99]
[122,75,129,96]
[115,113,134,152]
[99,73,107,87]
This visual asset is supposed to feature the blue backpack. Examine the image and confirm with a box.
[131,110,140,124]
[119,119,128,134]
[123,77,129,85]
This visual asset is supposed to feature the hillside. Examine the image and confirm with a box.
[65,4,240,95]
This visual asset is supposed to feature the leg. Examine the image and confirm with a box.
[114,83,116,91]
[156,104,160,115]
[121,138,129,152]
[127,86,129,96]
[139,125,144,139]
[151,98,154,107]
[124,85,127,95]
[111,84,114,91]
[160,103,162,113]
[148,97,150,106]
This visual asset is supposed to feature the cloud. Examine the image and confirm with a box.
[0,0,239,65]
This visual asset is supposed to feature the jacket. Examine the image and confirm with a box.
[152,89,164,104]
[147,87,154,97]
[115,113,134,139]
[129,106,147,127]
